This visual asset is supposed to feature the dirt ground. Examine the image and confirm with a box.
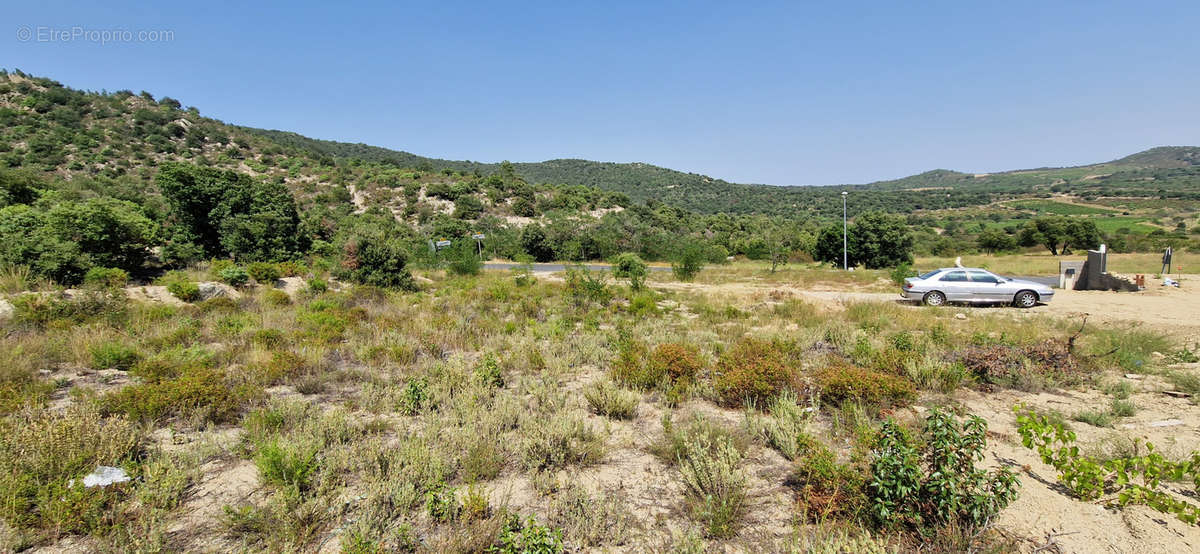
[616,272,1200,553]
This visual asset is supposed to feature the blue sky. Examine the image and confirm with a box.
[7,1,1200,185]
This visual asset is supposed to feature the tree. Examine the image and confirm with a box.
[1018,217,1100,255]
[0,197,157,285]
[453,195,484,220]
[156,162,302,262]
[814,211,913,269]
[977,228,1017,254]
[612,252,648,291]
[671,241,706,281]
[520,224,555,262]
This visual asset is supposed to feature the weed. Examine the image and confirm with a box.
[744,390,815,460]
[398,378,428,415]
[262,288,291,306]
[101,368,257,424]
[166,280,201,302]
[519,415,605,471]
[1072,410,1114,428]
[493,514,565,553]
[583,380,639,420]
[678,430,747,538]
[548,483,633,546]
[426,482,461,523]
[1104,381,1134,400]
[462,441,506,482]
[255,439,319,492]
[89,341,140,370]
[1110,398,1137,418]
[787,440,868,523]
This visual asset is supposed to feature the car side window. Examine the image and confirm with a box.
[968,271,998,283]
[940,271,967,282]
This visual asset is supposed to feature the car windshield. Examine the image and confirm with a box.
[918,270,941,280]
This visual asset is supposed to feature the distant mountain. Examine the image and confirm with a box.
[3,69,1199,220]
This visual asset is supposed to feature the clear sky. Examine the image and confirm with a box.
[6,1,1200,185]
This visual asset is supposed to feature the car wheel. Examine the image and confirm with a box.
[922,291,946,307]
[1013,290,1038,308]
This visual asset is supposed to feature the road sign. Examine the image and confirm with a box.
[471,233,486,240]
[434,240,451,250]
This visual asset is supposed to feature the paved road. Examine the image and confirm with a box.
[482,263,1060,287]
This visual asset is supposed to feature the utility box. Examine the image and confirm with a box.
[1059,260,1084,289]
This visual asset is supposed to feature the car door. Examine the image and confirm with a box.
[967,270,1005,302]
[937,270,971,301]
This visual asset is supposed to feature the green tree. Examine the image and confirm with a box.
[671,241,706,281]
[520,224,555,262]
[815,212,912,269]
[1018,217,1101,255]
[156,162,302,262]
[977,228,1017,253]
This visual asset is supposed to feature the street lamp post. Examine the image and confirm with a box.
[841,191,848,271]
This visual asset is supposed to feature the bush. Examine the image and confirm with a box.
[447,241,482,276]
[262,289,291,306]
[219,266,249,287]
[671,242,706,281]
[564,264,611,305]
[255,439,319,492]
[100,368,256,424]
[339,233,417,291]
[649,343,703,384]
[246,262,281,284]
[612,252,647,291]
[868,410,1019,532]
[493,514,565,554]
[166,280,200,302]
[678,430,747,538]
[787,439,867,523]
[519,415,605,471]
[713,338,800,407]
[583,380,639,420]
[815,365,916,408]
[83,267,128,289]
[89,341,140,371]
[956,339,1082,390]
[307,278,327,294]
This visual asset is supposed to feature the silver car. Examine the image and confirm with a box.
[901,268,1054,308]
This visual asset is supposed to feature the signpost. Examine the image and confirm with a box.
[471,234,486,258]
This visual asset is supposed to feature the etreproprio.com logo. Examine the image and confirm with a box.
[16,26,174,44]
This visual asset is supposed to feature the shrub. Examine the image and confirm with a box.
[956,339,1082,390]
[262,289,291,306]
[651,413,748,467]
[474,354,504,388]
[426,483,461,523]
[89,341,140,371]
[868,410,1019,532]
[650,343,703,384]
[678,430,747,538]
[519,415,605,471]
[462,441,505,482]
[307,278,327,294]
[815,366,916,408]
[246,262,281,284]
[713,338,800,407]
[255,439,319,492]
[787,438,867,523]
[101,368,256,424]
[547,483,633,547]
[166,280,200,302]
[218,266,250,287]
[744,391,813,460]
[398,378,428,416]
[564,264,611,305]
[612,252,647,291]
[493,514,565,554]
[83,267,128,289]
[671,241,706,281]
[447,241,482,276]
[339,233,417,291]
[609,339,659,390]
[888,262,915,286]
[583,380,639,420]
[11,290,129,329]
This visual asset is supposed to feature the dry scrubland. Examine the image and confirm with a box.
[1,261,1199,553]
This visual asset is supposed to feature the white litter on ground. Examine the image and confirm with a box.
[82,466,131,488]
